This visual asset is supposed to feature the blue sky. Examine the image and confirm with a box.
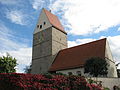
[0,0,120,72]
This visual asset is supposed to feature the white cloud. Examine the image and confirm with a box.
[31,0,46,10]
[118,27,120,31]
[0,52,6,57]
[8,48,32,66]
[0,23,27,50]
[68,41,78,48]
[5,10,29,25]
[49,0,120,35]
[0,23,32,73]
[68,38,95,48]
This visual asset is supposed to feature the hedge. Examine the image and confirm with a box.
[0,73,103,90]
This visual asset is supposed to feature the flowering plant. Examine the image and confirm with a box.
[0,73,103,90]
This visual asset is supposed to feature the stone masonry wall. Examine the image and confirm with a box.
[31,27,67,74]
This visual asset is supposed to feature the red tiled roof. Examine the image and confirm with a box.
[43,9,67,34]
[49,38,106,71]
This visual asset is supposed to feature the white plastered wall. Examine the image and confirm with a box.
[105,40,118,77]
[57,68,90,77]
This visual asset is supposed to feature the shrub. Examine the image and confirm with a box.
[104,87,110,90]
[0,73,103,90]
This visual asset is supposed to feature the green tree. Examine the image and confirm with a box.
[84,57,108,77]
[24,63,32,73]
[0,53,17,73]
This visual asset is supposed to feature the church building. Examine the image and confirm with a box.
[31,8,118,77]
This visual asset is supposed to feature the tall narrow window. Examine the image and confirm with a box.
[37,25,39,28]
[44,22,46,25]
[40,25,42,29]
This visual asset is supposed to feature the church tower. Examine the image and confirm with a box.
[31,8,67,74]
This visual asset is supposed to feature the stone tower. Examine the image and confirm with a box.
[31,8,67,74]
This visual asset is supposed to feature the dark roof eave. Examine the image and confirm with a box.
[49,65,84,72]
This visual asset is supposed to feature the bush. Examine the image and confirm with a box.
[104,87,110,90]
[113,85,120,90]
[0,73,103,90]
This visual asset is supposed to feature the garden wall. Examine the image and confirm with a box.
[90,77,120,90]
